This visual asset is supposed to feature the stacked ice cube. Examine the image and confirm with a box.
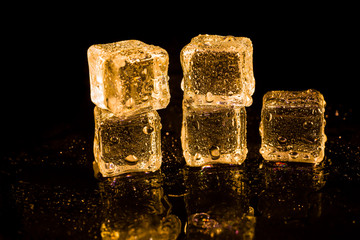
[180,34,255,166]
[88,40,170,177]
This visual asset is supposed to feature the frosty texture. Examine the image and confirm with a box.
[259,89,326,163]
[181,104,247,166]
[88,40,170,115]
[94,107,162,177]
[180,34,255,107]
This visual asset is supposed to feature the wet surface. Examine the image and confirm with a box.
[1,102,360,239]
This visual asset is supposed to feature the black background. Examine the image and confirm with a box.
[4,4,358,149]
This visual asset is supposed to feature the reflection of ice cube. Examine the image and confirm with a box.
[181,103,247,167]
[94,107,161,177]
[88,40,170,116]
[259,89,327,163]
[258,161,325,222]
[184,165,255,239]
[99,171,181,239]
[180,34,255,107]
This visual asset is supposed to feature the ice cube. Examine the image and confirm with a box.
[94,106,162,177]
[180,34,255,107]
[181,104,247,166]
[259,89,327,163]
[88,40,170,115]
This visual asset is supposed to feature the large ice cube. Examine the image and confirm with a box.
[181,104,247,166]
[88,40,170,115]
[259,89,326,163]
[180,34,255,107]
[94,107,162,177]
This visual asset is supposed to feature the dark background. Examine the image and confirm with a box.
[4,4,358,149]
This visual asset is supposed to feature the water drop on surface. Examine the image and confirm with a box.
[289,151,299,159]
[278,136,287,143]
[143,126,154,134]
[194,153,202,160]
[209,146,220,160]
[125,98,135,108]
[125,155,138,164]
[303,121,313,129]
[205,92,214,102]
[110,136,118,143]
[228,91,234,96]
[181,79,185,91]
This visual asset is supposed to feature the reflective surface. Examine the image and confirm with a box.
[1,96,360,239]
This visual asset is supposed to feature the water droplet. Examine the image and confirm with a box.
[225,36,235,41]
[125,155,138,164]
[143,126,154,134]
[195,89,200,94]
[289,151,299,158]
[311,151,319,157]
[303,121,313,129]
[209,146,220,160]
[196,121,200,130]
[228,91,234,96]
[104,162,115,170]
[180,78,185,91]
[110,136,118,143]
[205,92,214,102]
[194,153,202,160]
[278,136,287,143]
[125,98,135,108]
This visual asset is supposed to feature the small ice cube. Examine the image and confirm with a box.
[259,89,327,163]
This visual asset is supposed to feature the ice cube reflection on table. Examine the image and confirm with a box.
[259,89,327,163]
[99,171,181,240]
[184,164,255,239]
[257,161,325,223]
[181,104,247,167]
[180,34,255,107]
[88,40,170,116]
[94,107,162,177]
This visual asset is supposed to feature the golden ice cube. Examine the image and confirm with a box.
[88,40,170,115]
[180,34,255,107]
[181,103,247,167]
[94,106,162,177]
[259,89,327,163]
